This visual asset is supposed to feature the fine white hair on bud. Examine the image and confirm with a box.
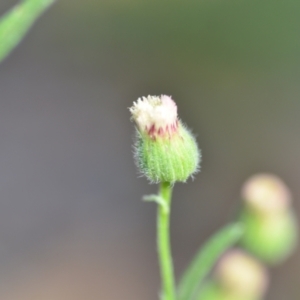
[130,95,178,139]
[129,95,201,183]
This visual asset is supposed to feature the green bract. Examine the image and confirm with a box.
[240,210,298,265]
[134,121,200,183]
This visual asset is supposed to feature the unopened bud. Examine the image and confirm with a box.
[242,174,291,215]
[240,174,298,265]
[216,250,269,299]
[198,250,268,300]
[130,95,201,183]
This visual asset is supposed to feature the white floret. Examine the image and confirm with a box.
[130,95,177,134]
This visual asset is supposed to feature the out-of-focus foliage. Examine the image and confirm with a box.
[0,0,55,63]
[58,0,300,80]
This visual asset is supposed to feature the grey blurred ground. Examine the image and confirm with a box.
[0,0,299,299]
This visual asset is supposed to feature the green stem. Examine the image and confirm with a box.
[157,182,176,300]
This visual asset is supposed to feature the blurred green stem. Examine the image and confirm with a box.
[178,223,244,300]
[0,0,56,63]
[157,182,176,300]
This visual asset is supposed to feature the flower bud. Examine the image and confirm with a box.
[199,250,269,300]
[241,174,291,215]
[216,250,269,298]
[130,95,201,183]
[240,174,298,265]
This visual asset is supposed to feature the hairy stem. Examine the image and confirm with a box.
[157,182,176,300]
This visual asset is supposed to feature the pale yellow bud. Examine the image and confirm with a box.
[241,173,291,215]
[216,250,269,299]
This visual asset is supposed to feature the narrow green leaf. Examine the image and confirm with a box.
[0,0,55,63]
[177,223,244,300]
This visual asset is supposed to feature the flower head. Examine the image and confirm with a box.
[129,95,201,183]
[241,173,291,214]
[216,250,269,298]
[130,95,178,139]
[240,173,298,265]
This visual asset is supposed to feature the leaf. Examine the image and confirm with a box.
[143,194,170,213]
[177,223,244,300]
[0,0,55,63]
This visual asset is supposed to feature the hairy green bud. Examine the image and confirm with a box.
[130,95,201,183]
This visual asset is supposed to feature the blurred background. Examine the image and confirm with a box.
[0,0,299,299]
